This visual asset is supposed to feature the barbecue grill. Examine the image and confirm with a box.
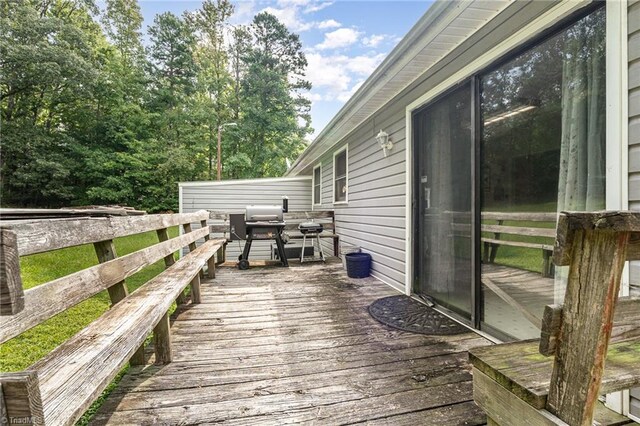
[298,222,325,263]
[236,197,289,270]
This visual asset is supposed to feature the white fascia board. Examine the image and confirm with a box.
[179,176,311,188]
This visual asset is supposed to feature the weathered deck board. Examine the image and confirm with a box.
[90,259,489,425]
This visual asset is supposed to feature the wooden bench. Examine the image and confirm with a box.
[470,211,640,425]
[0,211,227,425]
[209,210,340,256]
[482,212,557,277]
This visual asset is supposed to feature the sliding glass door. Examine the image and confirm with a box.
[413,85,472,320]
[412,5,606,340]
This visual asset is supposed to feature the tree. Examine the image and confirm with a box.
[188,0,234,179]
[147,12,196,112]
[0,0,101,207]
[102,0,144,68]
[238,12,312,177]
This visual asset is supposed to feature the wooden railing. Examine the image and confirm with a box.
[0,211,227,425]
[208,210,339,256]
[470,211,640,425]
[481,212,557,277]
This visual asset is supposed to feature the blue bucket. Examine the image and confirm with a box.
[345,252,371,278]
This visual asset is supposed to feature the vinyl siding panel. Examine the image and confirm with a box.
[628,0,640,412]
[629,0,640,297]
[180,178,312,260]
[300,1,559,292]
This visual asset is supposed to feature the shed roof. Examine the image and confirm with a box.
[286,0,510,176]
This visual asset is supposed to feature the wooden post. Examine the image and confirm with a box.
[156,228,185,305]
[190,274,201,304]
[93,240,128,304]
[202,219,216,279]
[153,311,172,364]
[183,223,204,279]
[546,229,629,425]
[201,220,210,241]
[216,244,226,265]
[93,240,147,365]
[207,256,216,279]
[0,371,45,426]
[542,250,553,278]
[0,229,24,315]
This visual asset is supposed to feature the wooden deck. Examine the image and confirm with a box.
[90,258,490,425]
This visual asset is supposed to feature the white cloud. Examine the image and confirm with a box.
[346,53,387,74]
[230,1,259,25]
[306,51,386,102]
[258,2,341,33]
[304,2,333,13]
[315,28,362,50]
[317,19,341,29]
[363,34,387,48]
[261,6,312,32]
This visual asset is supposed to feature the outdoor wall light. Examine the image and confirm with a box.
[375,129,393,157]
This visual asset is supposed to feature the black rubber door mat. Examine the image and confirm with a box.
[368,295,468,335]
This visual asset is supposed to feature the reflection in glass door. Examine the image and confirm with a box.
[413,85,472,320]
[479,7,606,341]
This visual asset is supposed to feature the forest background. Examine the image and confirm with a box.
[1,0,312,211]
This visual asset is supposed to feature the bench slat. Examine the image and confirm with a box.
[481,238,553,252]
[209,222,336,233]
[0,226,210,344]
[3,211,209,256]
[539,296,640,356]
[30,238,225,425]
[208,211,334,220]
[472,367,633,426]
[482,225,556,239]
[288,234,339,239]
[482,212,558,222]
[469,339,640,410]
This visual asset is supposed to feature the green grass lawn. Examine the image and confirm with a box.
[0,226,179,423]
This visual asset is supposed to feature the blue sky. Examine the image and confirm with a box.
[137,0,433,138]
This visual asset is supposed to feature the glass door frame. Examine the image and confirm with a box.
[411,78,480,328]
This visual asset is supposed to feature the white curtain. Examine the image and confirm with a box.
[555,19,606,302]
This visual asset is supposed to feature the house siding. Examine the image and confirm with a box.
[628,0,640,416]
[628,0,640,292]
[629,0,640,209]
[308,0,559,292]
[180,178,312,261]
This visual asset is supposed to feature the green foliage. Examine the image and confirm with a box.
[234,12,312,178]
[1,1,313,211]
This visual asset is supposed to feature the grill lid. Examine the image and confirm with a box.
[299,222,323,234]
[245,205,284,222]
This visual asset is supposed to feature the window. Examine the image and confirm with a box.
[333,147,348,203]
[313,165,322,205]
